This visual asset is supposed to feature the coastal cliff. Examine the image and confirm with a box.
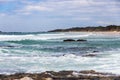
[48,25,120,32]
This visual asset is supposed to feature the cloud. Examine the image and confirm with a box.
[0,13,6,16]
[0,0,120,31]
[20,0,92,16]
[72,17,91,21]
[96,21,112,25]
[96,20,120,25]
[0,0,12,2]
[19,5,52,12]
[1,0,120,16]
[0,0,16,2]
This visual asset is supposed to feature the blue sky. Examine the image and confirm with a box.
[0,0,120,32]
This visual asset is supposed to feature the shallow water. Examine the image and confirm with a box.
[0,32,120,74]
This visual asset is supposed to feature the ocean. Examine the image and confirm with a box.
[0,32,120,74]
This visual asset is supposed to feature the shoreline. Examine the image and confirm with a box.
[48,31,120,33]
[0,70,120,80]
[48,25,120,32]
[50,31,120,33]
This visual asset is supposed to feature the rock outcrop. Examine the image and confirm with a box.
[0,70,120,80]
[82,54,97,57]
[63,39,76,42]
[63,39,87,42]
[77,39,87,42]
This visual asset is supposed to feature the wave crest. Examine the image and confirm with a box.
[0,33,91,41]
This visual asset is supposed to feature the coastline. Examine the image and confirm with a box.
[49,30,120,32]
[48,25,120,32]
[0,70,120,80]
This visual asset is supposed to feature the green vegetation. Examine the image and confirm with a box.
[49,25,120,32]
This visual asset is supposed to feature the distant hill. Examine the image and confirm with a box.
[48,25,120,32]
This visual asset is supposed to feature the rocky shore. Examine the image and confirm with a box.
[0,70,120,80]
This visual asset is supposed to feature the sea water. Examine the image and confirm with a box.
[0,32,120,74]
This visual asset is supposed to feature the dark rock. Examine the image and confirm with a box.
[7,45,15,47]
[77,39,87,42]
[93,51,99,53]
[0,70,119,80]
[79,70,96,74]
[0,45,15,48]
[63,39,75,42]
[82,54,97,57]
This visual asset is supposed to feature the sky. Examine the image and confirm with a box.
[0,0,120,32]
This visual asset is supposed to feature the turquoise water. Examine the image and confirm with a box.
[0,32,120,74]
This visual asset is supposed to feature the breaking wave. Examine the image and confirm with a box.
[0,32,92,41]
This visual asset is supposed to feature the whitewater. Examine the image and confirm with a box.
[0,32,120,74]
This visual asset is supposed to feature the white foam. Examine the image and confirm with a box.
[0,47,120,74]
[0,32,91,41]
[0,32,120,74]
